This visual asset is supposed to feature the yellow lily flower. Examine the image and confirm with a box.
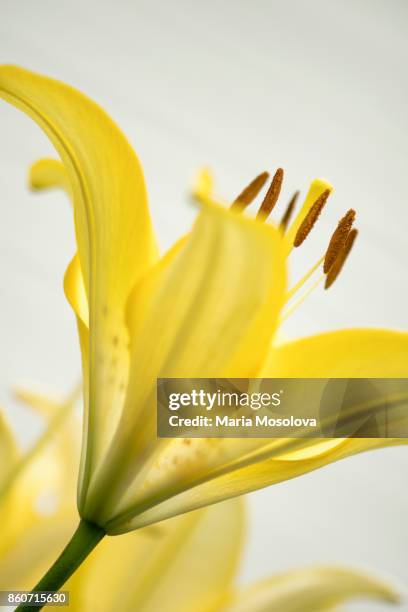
[1,66,408,597]
[0,396,400,611]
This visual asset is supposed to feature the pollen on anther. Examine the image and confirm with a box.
[294,189,330,247]
[280,191,299,231]
[325,228,358,289]
[231,171,269,210]
[256,168,284,219]
[324,209,356,273]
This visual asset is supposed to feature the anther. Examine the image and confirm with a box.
[280,191,299,231]
[325,229,358,289]
[324,209,356,273]
[231,171,269,210]
[256,168,284,219]
[293,189,330,247]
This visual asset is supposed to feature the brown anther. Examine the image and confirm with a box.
[323,209,356,273]
[325,228,358,289]
[231,171,269,210]
[293,189,330,247]
[256,167,284,219]
[279,191,299,231]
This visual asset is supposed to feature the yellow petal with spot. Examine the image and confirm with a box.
[84,200,286,525]
[0,66,158,505]
[67,498,244,612]
[106,328,408,531]
[225,566,400,612]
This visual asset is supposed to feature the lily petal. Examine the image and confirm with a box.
[262,328,408,378]
[106,328,408,531]
[0,66,158,503]
[86,200,286,525]
[225,566,400,612]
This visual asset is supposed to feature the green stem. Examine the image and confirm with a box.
[16,519,105,612]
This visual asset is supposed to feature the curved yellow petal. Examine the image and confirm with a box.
[67,499,245,612]
[262,328,408,378]
[128,201,286,379]
[225,566,400,612]
[85,201,286,525]
[106,328,408,531]
[0,65,158,498]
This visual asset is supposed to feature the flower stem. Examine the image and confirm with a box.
[16,519,105,612]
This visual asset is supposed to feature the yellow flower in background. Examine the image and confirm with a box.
[0,395,401,611]
[71,501,401,612]
[0,389,79,590]
[1,65,408,597]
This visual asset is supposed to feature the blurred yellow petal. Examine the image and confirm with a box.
[192,167,215,204]
[225,566,400,612]
[0,389,79,590]
[0,65,158,500]
[87,201,286,525]
[0,514,74,591]
[68,498,244,612]
[0,410,19,479]
[29,157,70,193]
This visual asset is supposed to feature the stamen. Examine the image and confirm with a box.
[231,171,269,210]
[286,255,324,301]
[256,167,284,220]
[325,229,358,289]
[280,275,324,324]
[280,191,299,232]
[293,189,330,247]
[323,209,356,273]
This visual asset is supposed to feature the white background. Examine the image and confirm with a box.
[1,1,407,610]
